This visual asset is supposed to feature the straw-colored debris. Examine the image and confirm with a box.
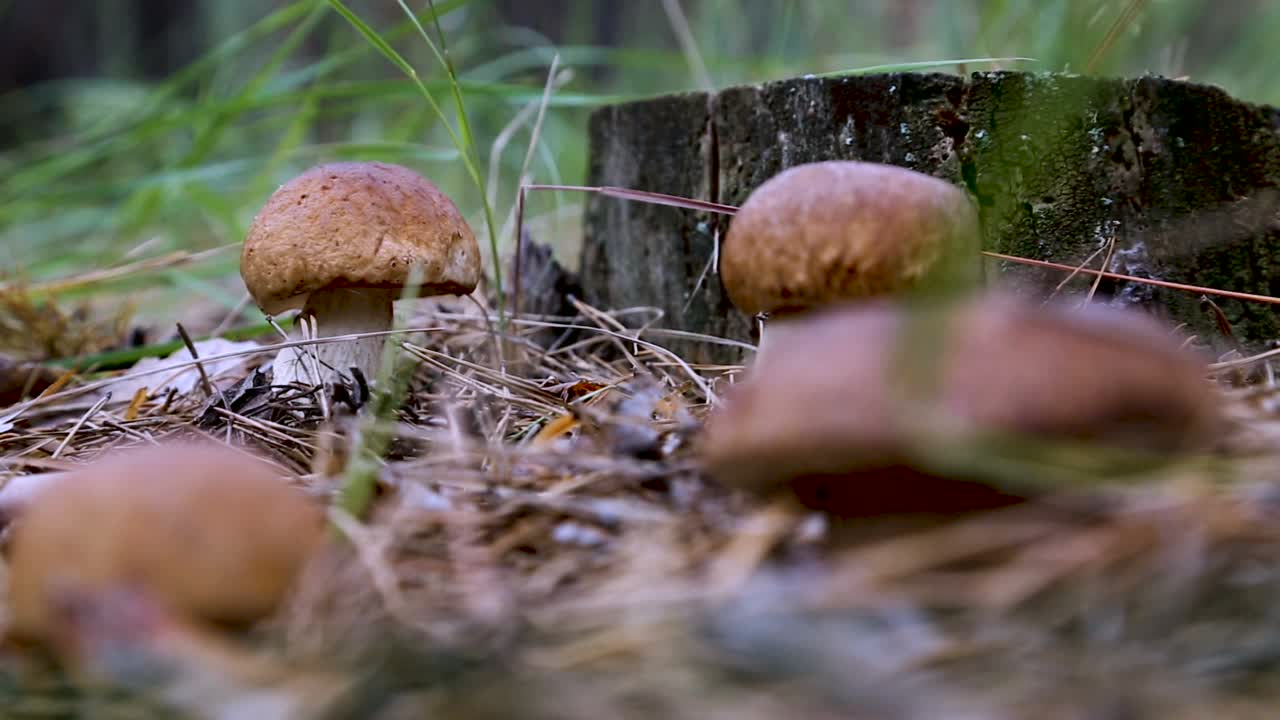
[1,292,1280,719]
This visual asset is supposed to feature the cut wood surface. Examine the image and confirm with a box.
[581,71,1280,364]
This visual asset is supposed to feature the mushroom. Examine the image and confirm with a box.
[37,585,357,716]
[240,161,481,386]
[4,441,327,658]
[719,160,981,320]
[700,292,1223,519]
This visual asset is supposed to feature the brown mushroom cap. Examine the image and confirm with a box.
[700,292,1222,517]
[719,160,981,316]
[240,161,481,316]
[4,442,327,647]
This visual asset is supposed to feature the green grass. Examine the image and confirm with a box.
[3,0,1280,327]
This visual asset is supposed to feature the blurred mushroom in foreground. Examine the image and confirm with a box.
[718,160,981,320]
[3,441,327,669]
[42,585,356,720]
[700,292,1224,519]
[240,161,481,387]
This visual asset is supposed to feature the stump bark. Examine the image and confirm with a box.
[581,71,1280,364]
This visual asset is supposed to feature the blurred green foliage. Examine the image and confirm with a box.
[1,0,1277,309]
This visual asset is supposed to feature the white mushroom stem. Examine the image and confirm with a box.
[271,287,397,387]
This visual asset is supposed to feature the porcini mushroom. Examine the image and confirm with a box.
[240,161,481,386]
[719,160,981,319]
[700,293,1222,519]
[4,442,327,656]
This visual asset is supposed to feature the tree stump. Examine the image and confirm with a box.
[581,71,1280,365]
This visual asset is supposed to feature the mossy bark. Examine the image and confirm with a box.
[581,71,1280,364]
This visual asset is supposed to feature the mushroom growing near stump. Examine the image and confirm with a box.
[719,160,981,322]
[240,161,481,386]
[3,441,327,667]
[700,293,1223,520]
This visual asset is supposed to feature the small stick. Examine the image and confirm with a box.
[682,224,721,314]
[1082,236,1117,306]
[984,251,1280,306]
[177,322,235,433]
[175,323,216,398]
[465,293,507,375]
[512,184,529,318]
[523,183,740,216]
[1048,243,1108,300]
[51,392,111,459]
[303,315,331,421]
